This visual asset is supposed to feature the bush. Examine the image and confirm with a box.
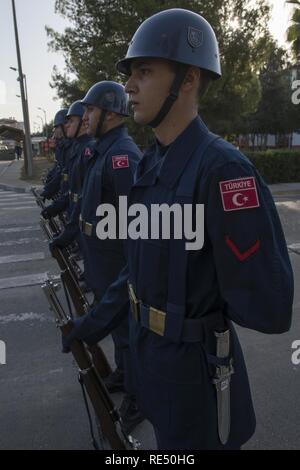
[243,149,300,184]
[21,156,54,182]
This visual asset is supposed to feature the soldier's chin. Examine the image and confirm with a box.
[133,111,148,126]
[86,126,95,136]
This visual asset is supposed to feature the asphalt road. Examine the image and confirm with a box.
[0,186,299,450]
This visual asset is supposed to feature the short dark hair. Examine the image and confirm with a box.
[167,61,212,101]
[198,69,212,99]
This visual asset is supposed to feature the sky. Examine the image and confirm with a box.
[0,0,296,132]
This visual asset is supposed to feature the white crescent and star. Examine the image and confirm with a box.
[115,160,126,167]
[232,193,245,206]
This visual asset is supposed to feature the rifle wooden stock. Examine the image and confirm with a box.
[60,270,112,379]
[42,281,137,450]
[40,219,111,378]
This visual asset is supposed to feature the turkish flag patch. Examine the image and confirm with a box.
[219,177,260,212]
[112,155,129,169]
[84,147,93,157]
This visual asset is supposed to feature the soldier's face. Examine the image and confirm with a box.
[83,105,102,136]
[65,115,81,138]
[53,126,63,140]
[125,59,175,126]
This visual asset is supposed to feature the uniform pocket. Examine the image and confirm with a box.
[136,239,168,307]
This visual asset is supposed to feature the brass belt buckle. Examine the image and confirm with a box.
[128,283,140,322]
[85,222,93,237]
[79,215,83,232]
[149,306,166,336]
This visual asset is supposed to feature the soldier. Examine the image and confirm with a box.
[77,81,144,433]
[62,9,294,449]
[40,108,72,201]
[45,101,94,248]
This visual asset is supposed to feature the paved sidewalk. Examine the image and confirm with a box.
[0,160,42,193]
[1,159,300,196]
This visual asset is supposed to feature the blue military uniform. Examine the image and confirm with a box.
[80,124,141,299]
[63,7,294,449]
[41,138,73,200]
[46,135,93,219]
[66,116,293,449]
[50,135,95,247]
[124,116,293,449]
[79,123,141,390]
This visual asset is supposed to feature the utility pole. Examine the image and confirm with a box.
[11,0,33,177]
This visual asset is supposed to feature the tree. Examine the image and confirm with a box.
[46,0,273,140]
[245,42,297,148]
[287,0,300,60]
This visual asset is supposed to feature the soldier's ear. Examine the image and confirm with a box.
[105,111,115,122]
[182,67,200,93]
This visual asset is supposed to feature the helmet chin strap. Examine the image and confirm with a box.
[60,124,66,138]
[148,64,188,128]
[95,109,108,139]
[74,119,83,138]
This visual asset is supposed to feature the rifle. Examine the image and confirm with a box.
[31,187,61,236]
[40,218,111,378]
[42,280,139,450]
[34,186,83,279]
[32,187,82,275]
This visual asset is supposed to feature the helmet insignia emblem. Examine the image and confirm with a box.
[187,27,203,48]
[104,92,115,104]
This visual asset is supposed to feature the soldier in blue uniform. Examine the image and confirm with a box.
[44,101,94,248]
[40,109,72,201]
[62,9,294,449]
[77,81,144,433]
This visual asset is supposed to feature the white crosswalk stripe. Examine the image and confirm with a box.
[0,206,37,211]
[0,273,59,290]
[0,238,41,247]
[0,201,36,206]
[0,226,39,234]
[288,243,300,255]
[0,252,45,264]
[0,195,34,199]
[0,190,36,210]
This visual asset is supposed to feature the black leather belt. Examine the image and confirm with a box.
[128,283,223,342]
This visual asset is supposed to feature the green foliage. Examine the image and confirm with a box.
[244,148,300,183]
[46,0,273,134]
[287,1,300,59]
[245,42,298,139]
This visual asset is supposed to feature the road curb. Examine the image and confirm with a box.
[0,183,30,193]
[0,160,14,178]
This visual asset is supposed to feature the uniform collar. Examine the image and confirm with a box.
[95,124,128,156]
[63,137,73,149]
[76,133,92,144]
[134,116,209,188]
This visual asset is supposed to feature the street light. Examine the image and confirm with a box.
[33,122,39,134]
[36,115,45,138]
[10,0,33,177]
[37,107,48,138]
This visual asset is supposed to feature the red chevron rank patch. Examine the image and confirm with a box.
[112,155,129,169]
[84,147,93,157]
[219,177,260,211]
[225,236,260,261]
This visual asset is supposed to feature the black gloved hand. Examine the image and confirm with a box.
[49,238,60,256]
[41,208,51,219]
[61,317,85,353]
